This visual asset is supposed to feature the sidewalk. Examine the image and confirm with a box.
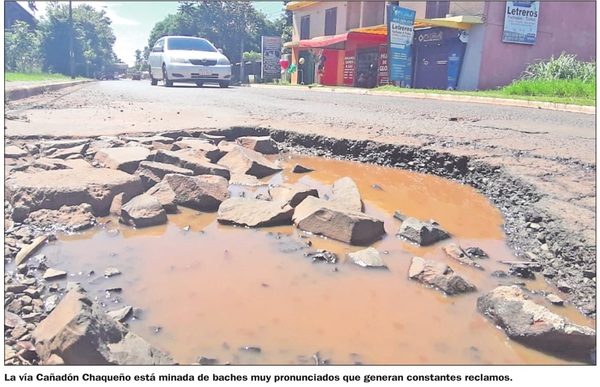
[5,79,93,101]
[249,83,595,115]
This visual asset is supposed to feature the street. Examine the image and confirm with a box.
[4,80,597,364]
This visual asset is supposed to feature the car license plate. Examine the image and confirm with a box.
[199,69,211,76]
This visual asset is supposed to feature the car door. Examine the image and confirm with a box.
[149,39,165,78]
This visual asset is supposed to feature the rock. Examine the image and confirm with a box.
[107,305,133,322]
[293,196,385,246]
[235,136,279,154]
[104,268,121,277]
[268,184,319,208]
[6,169,143,222]
[508,264,536,280]
[305,250,338,264]
[408,256,477,295]
[217,146,282,178]
[153,149,229,178]
[123,135,174,145]
[93,147,151,174]
[477,285,596,363]
[198,356,219,365]
[330,177,363,212]
[292,164,313,173]
[15,235,48,265]
[42,268,67,281]
[5,145,29,159]
[465,246,489,259]
[162,174,229,212]
[397,218,450,246]
[5,311,26,329]
[32,286,174,364]
[135,161,194,190]
[49,143,89,159]
[120,194,167,228]
[198,132,226,144]
[393,210,407,221]
[110,192,132,216]
[217,197,294,227]
[25,204,96,232]
[545,293,564,306]
[556,280,572,293]
[347,247,387,268]
[442,243,484,270]
[44,295,60,313]
[145,181,178,213]
[172,139,224,162]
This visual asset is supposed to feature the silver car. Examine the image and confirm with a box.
[149,36,232,88]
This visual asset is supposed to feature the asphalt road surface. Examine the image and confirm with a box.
[5,79,595,235]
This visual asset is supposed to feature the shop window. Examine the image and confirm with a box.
[425,1,450,18]
[300,15,310,40]
[325,7,337,36]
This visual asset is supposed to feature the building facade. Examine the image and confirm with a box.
[284,1,595,90]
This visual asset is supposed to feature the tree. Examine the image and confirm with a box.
[5,21,42,72]
[38,3,116,76]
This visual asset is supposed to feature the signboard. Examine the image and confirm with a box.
[387,5,416,86]
[376,44,389,86]
[502,1,540,45]
[261,36,282,80]
[343,50,356,86]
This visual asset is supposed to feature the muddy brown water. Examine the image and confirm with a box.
[28,155,593,365]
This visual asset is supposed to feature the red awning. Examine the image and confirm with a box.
[298,33,349,49]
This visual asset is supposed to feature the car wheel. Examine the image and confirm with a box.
[219,81,229,88]
[149,67,158,85]
[162,65,173,87]
[196,81,204,87]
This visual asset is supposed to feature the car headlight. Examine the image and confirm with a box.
[169,57,189,64]
[217,57,230,66]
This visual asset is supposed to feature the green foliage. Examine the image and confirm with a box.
[5,72,84,82]
[5,21,42,73]
[522,53,596,83]
[243,51,261,63]
[38,3,116,77]
[501,79,595,99]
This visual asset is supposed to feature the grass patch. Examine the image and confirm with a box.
[5,72,84,82]
[373,83,595,106]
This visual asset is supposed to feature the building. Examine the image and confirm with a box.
[284,1,595,90]
[4,1,37,31]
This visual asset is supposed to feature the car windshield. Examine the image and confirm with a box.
[166,38,216,52]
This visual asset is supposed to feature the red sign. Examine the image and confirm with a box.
[343,50,356,86]
[377,44,389,86]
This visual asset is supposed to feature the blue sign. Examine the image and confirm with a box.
[387,5,416,86]
[502,1,540,45]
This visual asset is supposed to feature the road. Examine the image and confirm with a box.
[4,80,596,311]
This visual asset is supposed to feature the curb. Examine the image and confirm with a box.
[5,80,94,101]
[248,84,595,115]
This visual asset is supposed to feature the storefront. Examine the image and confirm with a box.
[412,27,467,90]
[287,31,387,87]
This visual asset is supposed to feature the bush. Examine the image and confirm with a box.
[522,52,595,83]
[5,21,43,73]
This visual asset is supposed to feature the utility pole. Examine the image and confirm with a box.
[69,1,75,79]
[240,37,245,84]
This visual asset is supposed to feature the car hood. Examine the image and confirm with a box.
[167,50,226,61]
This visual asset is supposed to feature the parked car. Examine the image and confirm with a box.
[148,36,232,88]
[132,71,142,80]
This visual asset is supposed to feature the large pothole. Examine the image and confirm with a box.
[4,128,596,365]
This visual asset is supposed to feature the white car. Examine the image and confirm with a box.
[148,36,232,88]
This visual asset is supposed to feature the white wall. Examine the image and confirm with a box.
[457,24,485,90]
[292,2,349,40]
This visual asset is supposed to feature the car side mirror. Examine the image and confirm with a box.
[217,48,223,54]
[152,46,163,53]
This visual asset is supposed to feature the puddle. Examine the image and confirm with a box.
[25,154,594,365]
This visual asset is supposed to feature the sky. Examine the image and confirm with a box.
[19,1,285,66]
